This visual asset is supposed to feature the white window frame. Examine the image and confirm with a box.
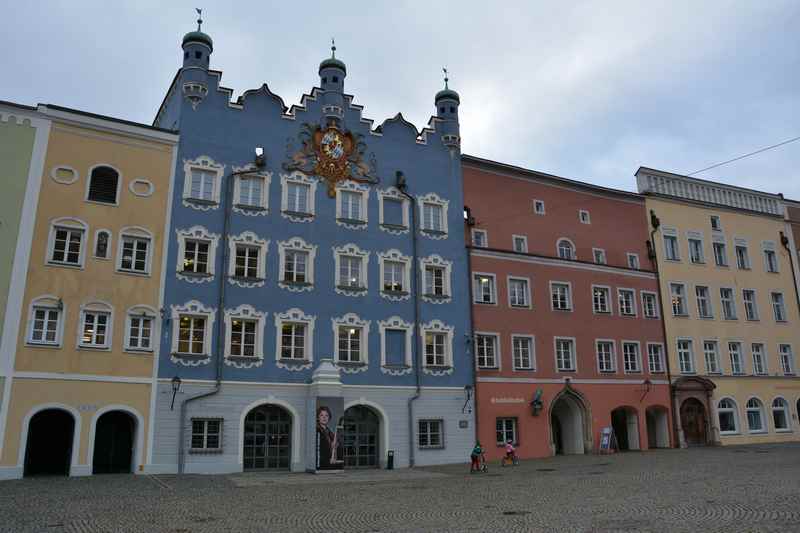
[647,342,665,374]
[335,180,370,229]
[751,343,767,375]
[695,285,714,319]
[669,282,688,317]
[25,295,65,347]
[717,398,739,435]
[507,276,532,309]
[418,419,445,449]
[124,305,157,353]
[85,163,122,206]
[617,288,637,317]
[182,155,224,210]
[472,272,497,305]
[190,418,223,451]
[712,239,728,267]
[596,339,617,373]
[728,341,745,375]
[176,225,220,283]
[677,338,695,374]
[627,253,640,270]
[687,232,705,264]
[592,248,607,265]
[778,344,794,375]
[475,332,500,369]
[533,199,545,215]
[579,209,591,224]
[720,287,738,320]
[93,229,112,260]
[471,228,488,248]
[662,228,680,261]
[710,215,722,231]
[77,301,113,350]
[772,397,792,432]
[762,241,779,273]
[421,319,454,374]
[378,249,411,301]
[745,397,766,434]
[228,231,269,288]
[511,334,535,370]
[496,417,518,446]
[556,238,576,260]
[742,289,759,321]
[641,291,659,319]
[274,307,316,370]
[333,243,370,296]
[592,285,612,314]
[223,304,266,368]
[420,254,452,304]
[378,316,414,374]
[622,341,642,373]
[332,312,370,369]
[47,217,88,269]
[418,192,449,238]
[703,340,720,374]
[377,187,410,234]
[117,226,153,276]
[550,281,573,312]
[280,172,317,222]
[233,168,271,215]
[554,336,577,372]
[771,292,787,322]
[277,237,317,292]
[170,300,216,359]
[734,239,751,270]
[512,235,528,253]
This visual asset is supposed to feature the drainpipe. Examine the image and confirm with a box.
[647,209,679,448]
[396,171,422,468]
[177,150,265,473]
[464,207,478,441]
[780,231,800,316]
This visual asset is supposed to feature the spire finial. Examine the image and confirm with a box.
[443,67,449,89]
[195,8,203,31]
[331,38,336,58]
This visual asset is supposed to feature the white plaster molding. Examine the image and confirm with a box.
[377,187,410,235]
[175,225,219,283]
[227,231,268,288]
[418,192,449,239]
[421,319,454,376]
[50,165,79,185]
[378,316,413,375]
[332,313,370,373]
[277,237,316,292]
[232,166,271,216]
[335,180,370,230]
[170,300,216,367]
[274,308,315,371]
[129,178,155,197]
[378,249,411,301]
[224,304,266,369]
[420,254,453,304]
[182,155,224,210]
[280,172,317,222]
[333,243,369,296]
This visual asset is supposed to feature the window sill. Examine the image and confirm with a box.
[421,229,447,236]
[690,261,706,266]
[230,276,265,283]
[227,355,262,362]
[93,256,111,261]
[278,358,311,364]
[552,308,573,312]
[184,198,219,207]
[46,261,84,270]
[337,285,367,292]
[715,264,729,269]
[124,348,153,355]
[593,310,611,315]
[599,370,617,374]
[748,430,767,435]
[78,345,111,351]
[424,293,450,300]
[513,367,536,372]
[425,365,452,371]
[85,199,119,207]
[557,369,577,373]
[282,210,313,219]
[180,271,213,279]
[234,204,267,212]
[649,371,666,374]
[382,290,409,297]
[698,316,715,320]
[477,366,500,370]
[336,217,367,226]
[382,364,411,370]
[418,445,445,450]
[620,313,637,318]
[624,370,643,374]
[474,301,497,305]
[644,315,660,320]
[337,361,366,367]
[719,431,740,436]
[25,342,62,349]
[172,352,209,360]
[775,429,793,433]
[510,304,531,309]
[745,318,760,322]
[380,223,408,231]
[117,269,151,278]
[189,448,223,455]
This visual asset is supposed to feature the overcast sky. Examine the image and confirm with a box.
[2,1,798,197]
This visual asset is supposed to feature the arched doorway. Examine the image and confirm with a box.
[92,411,135,474]
[341,405,380,468]
[550,391,588,455]
[611,407,640,451]
[24,409,75,477]
[646,406,670,448]
[243,404,291,470]
[680,398,707,446]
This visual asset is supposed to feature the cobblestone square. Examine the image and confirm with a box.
[1,443,798,532]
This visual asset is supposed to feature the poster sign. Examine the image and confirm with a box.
[599,426,615,453]
[315,397,345,471]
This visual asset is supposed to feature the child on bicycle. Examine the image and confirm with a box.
[470,441,484,472]
[505,440,516,463]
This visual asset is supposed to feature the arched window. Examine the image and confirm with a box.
[87,165,120,204]
[745,398,765,433]
[772,398,791,431]
[717,398,738,434]
[557,239,575,260]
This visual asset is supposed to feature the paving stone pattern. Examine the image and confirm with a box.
[1,444,799,532]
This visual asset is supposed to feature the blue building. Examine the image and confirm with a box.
[147,21,474,473]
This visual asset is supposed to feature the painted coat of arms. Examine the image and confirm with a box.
[284,124,378,196]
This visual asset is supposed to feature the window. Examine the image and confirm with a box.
[597,340,615,373]
[533,199,545,215]
[513,235,528,253]
[741,289,758,321]
[26,296,63,346]
[285,251,308,282]
[230,235,267,283]
[378,249,411,300]
[86,165,120,204]
[728,342,744,375]
[125,306,155,352]
[339,255,363,288]
[378,188,409,233]
[171,301,215,358]
[779,344,794,375]
[418,420,444,449]
[710,215,721,231]
[720,288,737,320]
[280,173,317,221]
[642,292,659,318]
[379,316,413,370]
[551,282,572,311]
[422,320,453,371]
[94,230,111,259]
[695,286,713,318]
[771,292,786,322]
[496,418,517,445]
[717,399,738,434]
[336,182,369,228]
[473,273,496,304]
[512,336,534,370]
[183,240,209,274]
[593,286,611,314]
[557,239,575,260]
[278,237,317,291]
[337,326,361,363]
[677,339,694,373]
[420,255,452,302]
[555,338,576,372]
[287,183,310,213]
[425,332,447,367]
[764,248,779,273]
[508,277,530,308]
[183,158,221,205]
[223,305,265,363]
[471,229,487,248]
[772,398,791,431]
[332,243,369,296]
[622,342,641,373]
[191,419,222,451]
[231,319,257,357]
[176,226,219,282]
[618,289,636,316]
[234,173,269,212]
[627,253,640,269]
[425,266,443,295]
[751,343,767,375]
[281,323,306,359]
[476,334,498,368]
[735,244,750,269]
[178,315,207,355]
[647,344,664,373]
[579,210,591,224]
[688,238,704,264]
[118,228,152,275]
[339,191,364,222]
[79,302,112,349]
[670,283,687,316]
[703,341,720,374]
[713,242,728,267]
[48,219,87,267]
[593,248,607,264]
[746,398,765,433]
[420,193,448,235]
[664,234,679,261]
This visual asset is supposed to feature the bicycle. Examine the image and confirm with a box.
[500,453,519,467]
[471,452,489,473]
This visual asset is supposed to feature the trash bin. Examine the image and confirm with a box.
[387,450,394,470]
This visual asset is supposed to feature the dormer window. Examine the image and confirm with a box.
[87,165,120,204]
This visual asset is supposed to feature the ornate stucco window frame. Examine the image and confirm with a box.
[280,172,317,223]
[233,167,271,216]
[378,249,411,301]
[277,237,317,292]
[378,316,413,376]
[332,312,370,373]
[274,307,315,371]
[418,192,449,239]
[223,304,266,369]
[333,243,369,296]
[377,187,410,235]
[176,225,219,283]
[182,155,225,211]
[170,300,216,367]
[419,254,452,304]
[421,319,454,376]
[227,231,268,288]
[335,180,370,230]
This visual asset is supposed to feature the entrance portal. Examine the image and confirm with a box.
[93,411,135,474]
[680,398,707,446]
[24,409,74,477]
[646,406,670,448]
[550,393,587,455]
[341,405,379,468]
[611,407,640,451]
[243,404,291,470]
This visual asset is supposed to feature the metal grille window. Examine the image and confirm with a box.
[593,287,610,313]
[425,332,446,366]
[189,169,216,202]
[339,256,362,288]
[743,290,759,321]
[338,326,362,363]
[752,344,766,375]
[513,336,533,370]
[618,289,635,316]
[496,418,517,445]
[720,288,737,320]
[30,307,60,345]
[713,242,728,266]
[183,240,209,273]
[238,176,263,207]
[51,227,83,265]
[623,342,640,372]
[383,261,405,292]
[191,419,221,450]
[418,419,444,449]
[286,182,310,213]
[280,323,306,359]
[729,342,744,374]
[771,292,786,322]
[597,341,615,372]
[234,245,260,279]
[670,284,687,316]
[284,251,308,283]
[473,274,495,304]
[678,339,694,373]
[779,344,794,375]
[664,235,679,260]
[178,315,206,354]
[425,266,445,296]
[476,334,497,368]
[87,166,119,203]
[735,245,750,269]
[703,341,719,374]
[340,190,363,221]
[422,202,444,232]
[128,315,152,351]
[695,286,712,318]
[81,312,109,348]
[688,238,704,263]
[551,283,571,311]
[746,398,764,432]
[555,338,575,371]
[642,293,658,318]
[120,236,149,273]
[509,278,529,307]
[764,249,778,273]
[230,319,257,357]
[648,344,664,373]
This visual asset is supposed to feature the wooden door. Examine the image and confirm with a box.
[680,398,707,446]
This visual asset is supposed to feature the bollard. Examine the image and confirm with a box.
[387,450,394,470]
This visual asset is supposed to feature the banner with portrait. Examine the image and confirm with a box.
[315,397,345,471]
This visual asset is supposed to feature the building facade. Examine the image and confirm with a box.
[0,104,177,479]
[637,168,800,447]
[147,26,473,474]
[464,157,672,462]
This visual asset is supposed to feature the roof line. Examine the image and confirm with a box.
[42,104,178,134]
[636,166,784,199]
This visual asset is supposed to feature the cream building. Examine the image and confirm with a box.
[637,168,800,448]
[0,105,177,479]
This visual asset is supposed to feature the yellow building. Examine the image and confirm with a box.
[637,168,800,447]
[0,105,178,479]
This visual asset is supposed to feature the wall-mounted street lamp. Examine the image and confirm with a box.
[530,388,544,416]
[640,378,652,402]
[170,376,182,411]
[462,384,473,414]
